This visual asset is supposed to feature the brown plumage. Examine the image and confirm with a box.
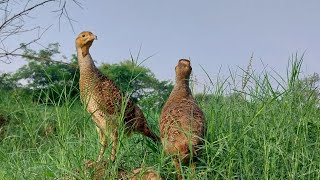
[160,59,205,180]
[63,160,162,180]
[88,160,162,180]
[75,31,159,165]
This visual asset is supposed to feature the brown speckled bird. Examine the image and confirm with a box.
[75,31,159,166]
[88,160,162,180]
[160,59,205,180]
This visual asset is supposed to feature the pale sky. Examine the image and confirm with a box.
[1,0,320,89]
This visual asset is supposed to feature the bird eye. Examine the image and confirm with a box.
[82,34,86,37]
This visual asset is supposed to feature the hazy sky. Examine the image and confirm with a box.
[1,0,320,88]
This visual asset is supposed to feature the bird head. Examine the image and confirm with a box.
[75,31,98,57]
[175,59,192,80]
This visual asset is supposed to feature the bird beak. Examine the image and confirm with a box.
[89,33,97,41]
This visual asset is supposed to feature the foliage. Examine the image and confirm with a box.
[297,72,320,105]
[99,60,173,110]
[99,60,156,99]
[12,43,80,104]
[0,73,16,90]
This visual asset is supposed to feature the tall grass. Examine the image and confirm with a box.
[0,55,319,179]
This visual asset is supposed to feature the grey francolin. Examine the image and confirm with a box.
[75,31,159,166]
[90,161,162,180]
[160,59,205,180]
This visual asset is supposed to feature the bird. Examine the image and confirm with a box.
[75,31,160,166]
[159,59,205,180]
[130,168,162,180]
[91,161,162,180]
[64,160,162,180]
[87,160,162,180]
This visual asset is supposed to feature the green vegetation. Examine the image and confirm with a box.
[99,60,173,111]
[0,51,319,179]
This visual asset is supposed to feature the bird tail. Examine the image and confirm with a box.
[142,124,160,143]
[133,106,160,143]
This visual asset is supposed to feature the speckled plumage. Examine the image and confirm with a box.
[86,160,162,180]
[160,59,205,180]
[76,31,159,165]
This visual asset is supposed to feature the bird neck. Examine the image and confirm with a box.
[170,79,192,99]
[77,48,98,74]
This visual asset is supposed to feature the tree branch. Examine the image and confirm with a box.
[0,0,55,32]
[0,0,84,64]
